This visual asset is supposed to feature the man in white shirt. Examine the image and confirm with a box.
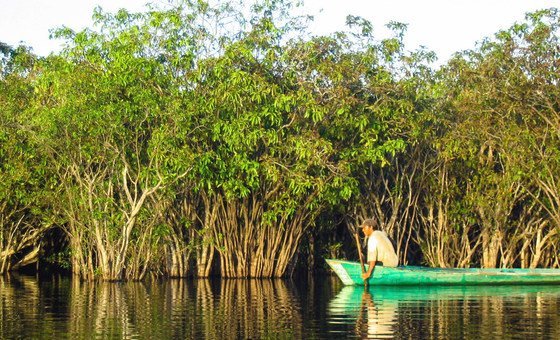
[360,219,398,280]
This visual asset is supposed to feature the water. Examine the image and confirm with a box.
[2,274,560,339]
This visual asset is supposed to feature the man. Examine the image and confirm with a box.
[360,219,398,280]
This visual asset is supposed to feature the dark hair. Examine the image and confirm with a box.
[361,219,376,228]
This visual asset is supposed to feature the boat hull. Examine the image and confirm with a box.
[326,259,560,286]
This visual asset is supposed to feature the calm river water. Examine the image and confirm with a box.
[2,273,560,339]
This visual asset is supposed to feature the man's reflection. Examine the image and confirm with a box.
[355,289,397,338]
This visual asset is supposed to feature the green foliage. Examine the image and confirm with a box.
[3,1,560,275]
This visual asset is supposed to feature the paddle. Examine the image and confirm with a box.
[353,230,368,286]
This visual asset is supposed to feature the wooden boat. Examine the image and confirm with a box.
[326,259,560,286]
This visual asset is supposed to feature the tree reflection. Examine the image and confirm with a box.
[66,277,305,339]
[68,279,141,338]
[195,279,303,338]
[2,276,560,338]
[67,278,199,338]
[0,274,41,338]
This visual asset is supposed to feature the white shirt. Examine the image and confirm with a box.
[367,230,398,267]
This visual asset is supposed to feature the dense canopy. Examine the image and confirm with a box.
[1,1,559,280]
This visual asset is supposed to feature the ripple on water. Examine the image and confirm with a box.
[2,275,560,339]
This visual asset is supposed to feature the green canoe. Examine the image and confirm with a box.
[326,259,560,286]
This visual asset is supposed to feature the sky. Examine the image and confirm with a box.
[1,0,559,64]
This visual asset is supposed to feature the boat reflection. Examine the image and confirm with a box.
[2,275,560,338]
[328,285,560,339]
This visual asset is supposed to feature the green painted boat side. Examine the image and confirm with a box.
[326,259,560,286]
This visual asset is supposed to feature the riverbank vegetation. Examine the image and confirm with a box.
[1,1,559,280]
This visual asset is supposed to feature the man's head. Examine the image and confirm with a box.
[360,218,376,236]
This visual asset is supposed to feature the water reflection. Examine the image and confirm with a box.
[356,290,397,338]
[328,285,560,339]
[2,274,560,339]
[66,277,305,339]
[1,275,304,339]
[1,274,39,338]
[196,279,303,339]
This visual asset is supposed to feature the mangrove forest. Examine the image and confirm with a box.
[1,0,560,280]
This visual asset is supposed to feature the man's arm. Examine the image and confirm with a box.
[361,261,376,280]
